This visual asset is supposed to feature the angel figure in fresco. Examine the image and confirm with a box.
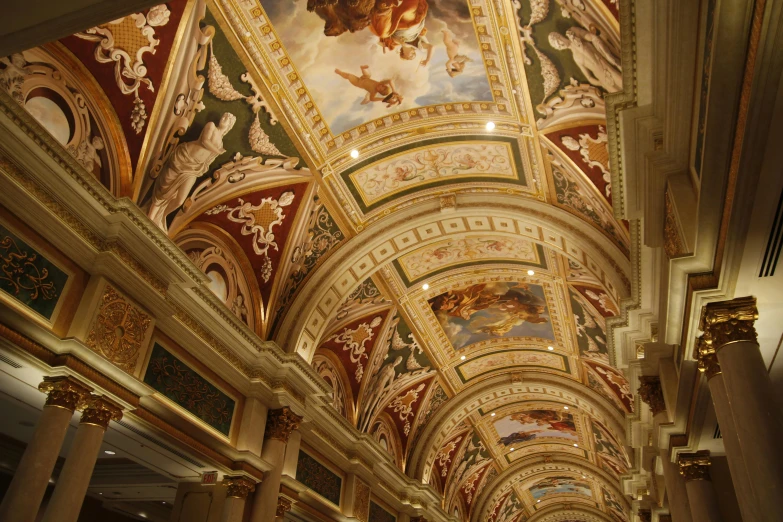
[371,0,433,65]
[334,66,403,108]
[430,283,502,321]
[548,27,622,93]
[146,113,236,233]
[511,410,578,437]
[442,29,472,77]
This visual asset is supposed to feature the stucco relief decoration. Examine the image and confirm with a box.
[313,355,347,416]
[560,126,611,198]
[354,479,371,522]
[351,142,515,206]
[206,191,295,282]
[436,435,464,478]
[0,229,59,305]
[335,278,388,321]
[74,4,171,133]
[388,381,426,435]
[205,44,282,156]
[399,237,538,281]
[85,285,152,372]
[328,316,383,382]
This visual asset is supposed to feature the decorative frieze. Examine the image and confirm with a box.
[678,450,712,482]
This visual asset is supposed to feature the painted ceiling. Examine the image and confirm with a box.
[1,0,632,519]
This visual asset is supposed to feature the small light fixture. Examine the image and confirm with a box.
[547,346,554,351]
[460,355,466,360]
[527,269,535,276]
[563,406,569,410]
[99,493,103,495]
[510,447,515,451]
[582,475,586,478]
[104,450,116,455]
[537,500,541,503]
[491,413,496,417]
[486,121,495,131]
[574,443,578,447]
[422,283,429,290]
[139,514,147,519]
[350,149,359,159]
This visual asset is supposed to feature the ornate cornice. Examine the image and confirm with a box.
[264,407,302,442]
[637,376,665,416]
[701,296,759,350]
[38,376,92,412]
[276,495,295,517]
[78,395,123,430]
[678,450,712,482]
[224,476,256,499]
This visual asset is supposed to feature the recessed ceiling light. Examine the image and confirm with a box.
[460,355,466,360]
[350,149,359,159]
[537,500,541,503]
[510,447,515,451]
[139,514,147,519]
[574,443,578,447]
[563,406,569,410]
[527,269,535,275]
[104,450,116,455]
[99,493,103,495]
[547,346,554,351]
[582,475,586,478]
[486,121,495,131]
[422,283,429,290]
[491,413,496,417]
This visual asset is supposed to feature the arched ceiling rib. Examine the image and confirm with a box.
[4,0,633,519]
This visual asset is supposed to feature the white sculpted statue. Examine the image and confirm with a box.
[147,113,236,232]
[549,27,622,93]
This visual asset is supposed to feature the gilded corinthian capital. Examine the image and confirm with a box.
[38,376,92,412]
[701,296,759,350]
[678,450,712,481]
[79,395,124,430]
[264,407,302,442]
[223,476,256,498]
[637,376,666,415]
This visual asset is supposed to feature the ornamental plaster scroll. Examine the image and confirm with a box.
[537,80,607,130]
[0,49,127,193]
[225,0,521,156]
[277,197,632,362]
[75,4,171,134]
[473,458,628,522]
[409,373,627,485]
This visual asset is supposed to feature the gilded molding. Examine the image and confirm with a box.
[637,376,665,415]
[701,296,759,350]
[354,479,371,522]
[224,476,256,498]
[678,450,712,482]
[38,376,92,412]
[78,395,123,429]
[264,407,302,442]
[663,188,686,259]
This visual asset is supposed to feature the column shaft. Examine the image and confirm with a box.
[684,480,723,522]
[250,438,285,522]
[659,449,692,522]
[706,373,761,522]
[40,423,105,522]
[0,406,74,522]
[220,497,247,522]
[717,340,783,520]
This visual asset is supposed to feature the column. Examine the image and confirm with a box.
[0,377,90,522]
[281,430,301,479]
[699,297,783,521]
[637,377,691,522]
[220,476,256,522]
[249,407,302,522]
[677,451,723,522]
[40,395,123,522]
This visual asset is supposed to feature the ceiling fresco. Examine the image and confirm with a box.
[2,0,635,519]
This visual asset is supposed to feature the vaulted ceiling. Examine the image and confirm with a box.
[1,0,633,519]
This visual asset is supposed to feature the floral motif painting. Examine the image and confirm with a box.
[397,237,543,283]
[261,1,492,134]
[494,410,578,446]
[529,476,591,500]
[350,141,515,206]
[429,282,554,350]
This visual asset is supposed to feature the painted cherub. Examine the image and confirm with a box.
[442,29,472,77]
[334,66,403,108]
